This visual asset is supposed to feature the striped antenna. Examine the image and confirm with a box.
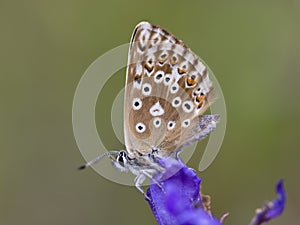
[78,151,120,170]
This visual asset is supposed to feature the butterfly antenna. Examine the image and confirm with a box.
[78,151,120,170]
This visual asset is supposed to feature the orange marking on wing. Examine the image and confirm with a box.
[187,78,197,86]
[158,57,167,64]
[197,101,204,109]
[170,56,178,65]
[196,95,205,103]
[134,74,142,80]
[145,63,153,73]
[177,68,186,74]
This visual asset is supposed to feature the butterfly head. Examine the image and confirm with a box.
[112,150,130,172]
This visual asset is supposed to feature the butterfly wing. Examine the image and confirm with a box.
[124,22,216,157]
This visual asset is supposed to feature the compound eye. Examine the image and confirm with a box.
[117,151,128,165]
[120,150,127,157]
[118,156,124,164]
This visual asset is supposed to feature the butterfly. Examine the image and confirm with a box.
[79,21,219,196]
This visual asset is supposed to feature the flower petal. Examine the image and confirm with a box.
[146,158,221,225]
[249,179,286,225]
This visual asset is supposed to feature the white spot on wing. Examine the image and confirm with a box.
[133,80,142,89]
[179,61,188,71]
[132,98,142,110]
[158,51,168,65]
[164,74,172,86]
[136,63,142,75]
[151,33,161,46]
[153,117,161,128]
[140,29,150,46]
[170,82,179,94]
[182,100,194,113]
[172,97,182,107]
[167,121,176,130]
[135,122,146,133]
[142,83,152,96]
[150,101,165,116]
[182,119,191,128]
[147,55,155,66]
[154,71,164,83]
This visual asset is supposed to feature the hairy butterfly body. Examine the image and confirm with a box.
[79,22,219,197]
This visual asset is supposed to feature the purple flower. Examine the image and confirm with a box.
[146,158,286,225]
[146,158,221,225]
[249,179,286,225]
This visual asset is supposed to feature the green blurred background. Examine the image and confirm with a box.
[1,0,299,224]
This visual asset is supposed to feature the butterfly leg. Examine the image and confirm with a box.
[148,153,157,163]
[175,151,181,159]
[134,174,151,200]
[172,149,183,161]
[148,148,160,163]
[143,171,165,193]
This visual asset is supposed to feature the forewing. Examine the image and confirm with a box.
[124,22,216,157]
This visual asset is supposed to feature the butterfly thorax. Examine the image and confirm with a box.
[112,150,165,179]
